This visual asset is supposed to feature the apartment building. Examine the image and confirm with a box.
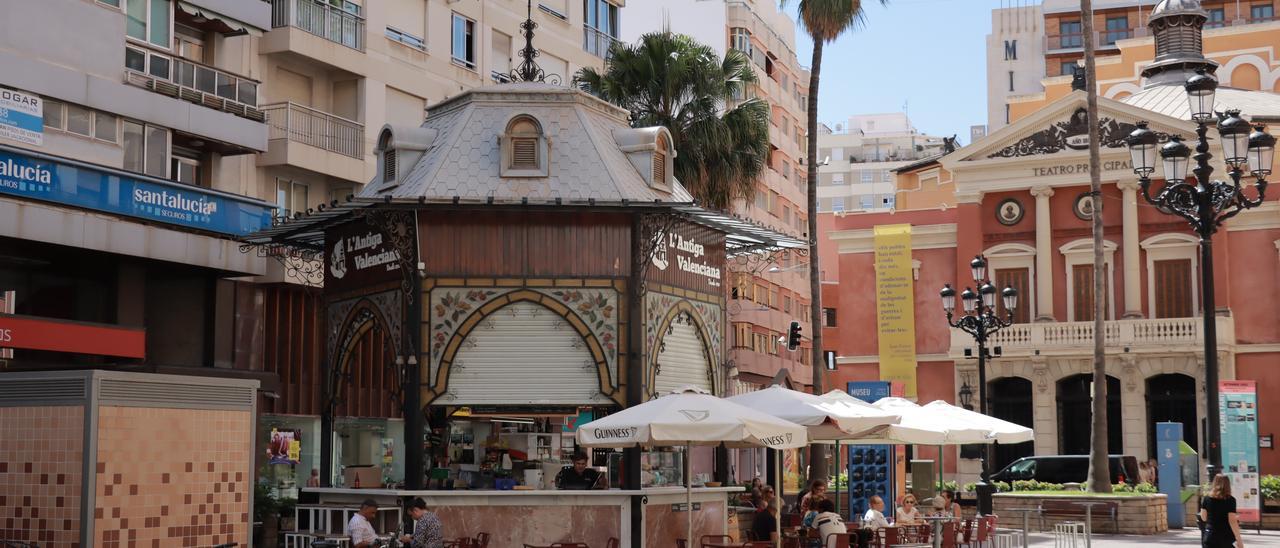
[815,113,949,214]
[0,0,619,505]
[988,0,1280,128]
[987,2,1045,130]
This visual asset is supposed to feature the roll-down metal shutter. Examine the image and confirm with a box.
[653,319,712,397]
[445,301,611,406]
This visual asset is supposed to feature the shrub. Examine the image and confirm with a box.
[1012,480,1038,492]
[1038,482,1066,491]
[962,482,976,493]
[1261,475,1280,500]
[1134,482,1157,494]
[992,481,1011,493]
[935,480,959,493]
[1112,483,1134,493]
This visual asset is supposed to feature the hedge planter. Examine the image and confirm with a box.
[993,493,1169,535]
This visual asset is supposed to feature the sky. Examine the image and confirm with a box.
[786,0,1007,146]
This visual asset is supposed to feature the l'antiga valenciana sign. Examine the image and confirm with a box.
[326,219,403,294]
[650,227,724,291]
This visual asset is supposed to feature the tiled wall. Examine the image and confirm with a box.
[94,406,253,548]
[0,405,85,548]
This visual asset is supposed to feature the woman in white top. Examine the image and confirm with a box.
[895,493,923,525]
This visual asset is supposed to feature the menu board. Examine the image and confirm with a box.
[1220,380,1260,522]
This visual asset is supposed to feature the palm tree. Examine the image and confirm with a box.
[1079,0,1112,494]
[575,31,770,211]
[785,0,886,485]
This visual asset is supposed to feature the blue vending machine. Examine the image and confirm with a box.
[1156,422,1185,528]
[847,382,895,521]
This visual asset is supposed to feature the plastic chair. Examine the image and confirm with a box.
[941,521,960,548]
[824,532,854,548]
[702,535,736,547]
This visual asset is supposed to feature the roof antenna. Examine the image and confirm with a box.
[507,0,561,85]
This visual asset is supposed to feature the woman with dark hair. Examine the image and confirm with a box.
[751,486,780,543]
[800,478,828,514]
[1201,474,1245,547]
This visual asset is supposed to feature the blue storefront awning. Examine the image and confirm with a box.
[0,144,274,238]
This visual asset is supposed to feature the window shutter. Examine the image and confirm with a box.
[384,149,397,183]
[653,150,666,184]
[512,137,538,169]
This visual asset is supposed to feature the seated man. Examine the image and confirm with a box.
[347,499,381,548]
[555,451,606,490]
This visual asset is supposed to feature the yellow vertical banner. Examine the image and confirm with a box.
[874,224,918,398]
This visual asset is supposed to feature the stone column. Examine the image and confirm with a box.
[1030,187,1056,321]
[1030,357,1057,456]
[1118,181,1144,318]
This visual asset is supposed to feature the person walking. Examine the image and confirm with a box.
[1200,474,1245,548]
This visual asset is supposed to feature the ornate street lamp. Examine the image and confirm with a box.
[940,255,1018,515]
[1125,71,1274,480]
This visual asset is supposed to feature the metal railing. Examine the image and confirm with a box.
[271,0,365,52]
[263,102,364,159]
[951,316,1233,355]
[124,42,263,122]
[583,26,618,59]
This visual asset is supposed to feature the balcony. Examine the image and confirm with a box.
[583,27,618,59]
[259,102,366,181]
[270,0,364,51]
[124,42,263,122]
[1044,29,1143,52]
[948,316,1236,359]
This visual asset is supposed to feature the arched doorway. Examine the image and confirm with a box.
[1147,373,1198,458]
[1057,374,1122,455]
[989,377,1034,472]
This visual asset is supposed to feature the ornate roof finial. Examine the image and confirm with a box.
[1141,0,1219,86]
[507,0,562,85]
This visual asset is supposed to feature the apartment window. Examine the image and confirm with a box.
[1104,16,1129,45]
[386,27,427,52]
[755,190,767,211]
[768,191,778,215]
[733,323,752,349]
[44,101,118,143]
[1004,39,1017,60]
[881,169,892,182]
[782,206,792,225]
[1060,60,1078,77]
[275,179,309,219]
[800,95,807,111]
[832,173,845,185]
[1059,20,1082,48]
[1207,8,1226,27]
[730,28,752,56]
[831,197,845,213]
[585,0,619,43]
[860,195,874,209]
[769,288,779,309]
[171,150,201,186]
[451,13,476,69]
[860,170,873,182]
[1252,4,1274,21]
[126,0,172,49]
[754,284,768,304]
[823,307,837,327]
[783,295,792,314]
[175,26,204,63]
[782,162,791,180]
[122,120,169,178]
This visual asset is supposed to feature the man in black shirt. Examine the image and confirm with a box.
[555,452,605,490]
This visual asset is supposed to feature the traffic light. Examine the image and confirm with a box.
[787,321,802,351]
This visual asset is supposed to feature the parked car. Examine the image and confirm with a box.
[991,455,1142,485]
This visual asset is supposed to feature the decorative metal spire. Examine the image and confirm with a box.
[1141,0,1219,86]
[506,0,562,85]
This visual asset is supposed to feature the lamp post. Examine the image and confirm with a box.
[1125,70,1275,481]
[940,256,1018,516]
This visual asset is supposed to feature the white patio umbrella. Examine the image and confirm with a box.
[577,386,808,546]
[918,400,1034,444]
[820,395,998,445]
[729,386,901,546]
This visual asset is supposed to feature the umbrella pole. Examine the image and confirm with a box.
[775,448,782,548]
[834,440,841,519]
[687,443,693,548]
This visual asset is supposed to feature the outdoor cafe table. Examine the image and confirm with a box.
[1071,501,1106,548]
[1001,507,1039,548]
[919,515,952,548]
